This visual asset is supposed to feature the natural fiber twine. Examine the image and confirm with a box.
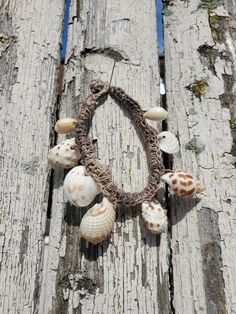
[75,80,165,207]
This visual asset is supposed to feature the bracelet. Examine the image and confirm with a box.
[48,80,205,245]
[74,80,165,207]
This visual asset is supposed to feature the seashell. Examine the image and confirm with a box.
[48,138,80,169]
[63,166,101,207]
[157,131,179,154]
[55,117,78,134]
[80,197,116,244]
[144,107,168,121]
[160,170,205,198]
[141,201,168,234]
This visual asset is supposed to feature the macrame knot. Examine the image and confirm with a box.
[90,80,110,97]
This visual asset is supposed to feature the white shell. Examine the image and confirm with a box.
[160,170,205,198]
[141,201,168,234]
[80,197,116,244]
[157,131,179,154]
[48,138,80,169]
[63,166,100,207]
[144,107,168,121]
[55,117,77,134]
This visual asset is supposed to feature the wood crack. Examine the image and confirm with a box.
[80,47,129,62]
[158,48,175,312]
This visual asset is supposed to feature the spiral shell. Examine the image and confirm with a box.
[63,166,101,207]
[142,201,168,234]
[161,170,205,198]
[144,107,168,121]
[48,138,80,169]
[157,131,179,154]
[55,117,78,134]
[80,197,116,245]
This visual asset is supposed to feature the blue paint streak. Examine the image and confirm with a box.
[61,0,71,61]
[156,0,164,54]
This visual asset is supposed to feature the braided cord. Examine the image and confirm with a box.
[75,80,165,207]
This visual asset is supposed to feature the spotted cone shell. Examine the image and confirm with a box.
[80,197,116,245]
[142,201,168,234]
[143,107,168,121]
[48,138,80,169]
[157,131,179,154]
[63,166,101,207]
[161,170,205,198]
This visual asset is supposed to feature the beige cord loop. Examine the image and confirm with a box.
[75,80,165,207]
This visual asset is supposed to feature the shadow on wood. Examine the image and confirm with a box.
[170,195,202,225]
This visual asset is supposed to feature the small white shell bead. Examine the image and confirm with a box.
[157,131,179,154]
[48,138,80,169]
[141,201,168,234]
[161,170,205,198]
[80,197,116,245]
[144,107,168,121]
[55,117,78,134]
[63,166,101,207]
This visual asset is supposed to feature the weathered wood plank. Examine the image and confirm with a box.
[0,1,64,312]
[41,0,171,313]
[164,0,236,313]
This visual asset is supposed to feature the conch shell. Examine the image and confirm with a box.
[80,197,116,245]
[144,107,168,121]
[63,166,101,207]
[141,201,168,234]
[157,131,179,154]
[55,117,78,134]
[48,138,80,169]
[161,170,205,198]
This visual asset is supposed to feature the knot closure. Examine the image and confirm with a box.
[90,80,110,98]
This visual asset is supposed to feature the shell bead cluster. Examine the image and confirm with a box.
[47,80,205,244]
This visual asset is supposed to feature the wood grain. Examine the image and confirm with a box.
[40,0,171,313]
[164,1,236,313]
[3,0,235,312]
[0,1,64,312]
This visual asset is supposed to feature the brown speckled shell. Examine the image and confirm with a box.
[141,201,168,234]
[161,170,205,198]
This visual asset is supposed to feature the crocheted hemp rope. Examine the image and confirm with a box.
[75,80,165,207]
